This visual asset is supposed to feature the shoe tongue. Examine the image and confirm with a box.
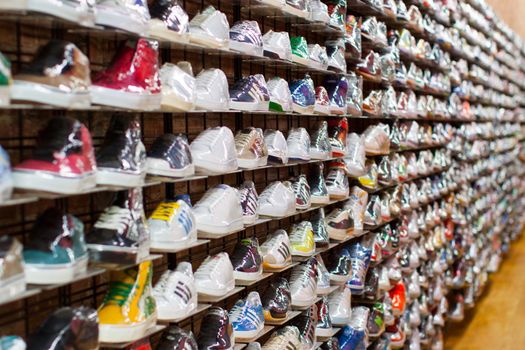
[177,61,194,76]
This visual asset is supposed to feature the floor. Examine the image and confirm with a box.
[444,234,525,349]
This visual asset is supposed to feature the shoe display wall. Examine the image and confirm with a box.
[0,0,525,349]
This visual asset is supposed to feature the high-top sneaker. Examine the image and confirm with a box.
[95,0,150,34]
[311,209,330,246]
[347,235,373,294]
[289,75,316,114]
[230,75,270,112]
[87,188,149,265]
[316,296,334,337]
[327,247,351,283]
[149,0,190,42]
[326,39,347,73]
[308,163,330,204]
[328,286,352,325]
[153,262,197,320]
[328,118,348,157]
[91,39,161,110]
[147,133,194,178]
[262,326,302,349]
[263,30,293,61]
[290,257,318,307]
[157,326,198,350]
[11,40,90,108]
[258,181,296,217]
[315,86,331,115]
[230,237,263,281]
[235,127,269,168]
[230,292,265,338]
[264,129,289,164]
[237,180,259,225]
[289,221,315,256]
[98,261,156,342]
[229,20,264,56]
[310,121,332,160]
[389,280,406,316]
[324,76,348,115]
[291,36,310,66]
[326,168,350,199]
[158,62,195,112]
[262,278,291,321]
[367,302,385,338]
[292,305,318,350]
[195,253,235,297]
[291,175,312,210]
[197,307,234,349]
[261,229,292,269]
[148,199,196,249]
[337,307,370,350]
[190,126,237,173]
[189,6,230,48]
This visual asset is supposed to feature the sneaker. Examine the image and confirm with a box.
[326,168,349,199]
[159,62,195,112]
[389,280,406,316]
[91,39,161,110]
[311,209,330,247]
[258,181,296,217]
[264,129,289,164]
[261,230,292,269]
[347,235,373,294]
[189,6,229,48]
[2,0,95,25]
[23,208,88,284]
[230,75,270,112]
[290,75,316,114]
[314,86,331,115]
[190,126,237,173]
[337,307,369,350]
[363,123,390,155]
[147,133,194,178]
[87,188,149,265]
[292,175,312,210]
[230,292,265,338]
[287,127,311,161]
[0,52,11,106]
[0,336,25,350]
[324,76,348,115]
[262,326,301,349]
[308,44,329,70]
[267,77,293,112]
[310,0,330,23]
[289,221,315,256]
[148,0,190,41]
[326,208,352,241]
[357,51,381,81]
[11,40,90,108]
[195,253,235,296]
[316,296,334,337]
[237,181,259,224]
[263,30,293,61]
[292,304,318,350]
[308,163,329,204]
[328,286,352,325]
[328,117,348,157]
[194,68,230,110]
[229,20,264,56]
[153,262,197,320]
[95,0,150,35]
[310,121,332,159]
[148,199,196,249]
[326,40,347,73]
[290,257,318,307]
[344,186,368,235]
[327,247,351,282]
[98,261,156,342]
[235,127,268,168]
[0,236,25,301]
[284,0,309,18]
[96,114,147,187]
[0,146,13,203]
[197,307,234,349]
[193,184,244,234]
[231,237,263,280]
[321,338,340,350]
[262,278,291,321]
[157,326,198,350]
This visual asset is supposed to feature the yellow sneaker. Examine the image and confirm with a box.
[98,261,157,343]
[289,221,315,256]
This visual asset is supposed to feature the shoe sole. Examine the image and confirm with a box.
[291,55,311,67]
[149,20,189,43]
[229,41,263,57]
[242,214,258,225]
[197,279,235,297]
[99,313,157,343]
[292,103,315,115]
[315,327,335,337]
[291,248,315,257]
[291,297,316,307]
[0,0,95,26]
[90,85,161,110]
[196,218,244,235]
[96,168,146,187]
[234,325,264,340]
[157,303,196,321]
[238,156,269,169]
[327,191,349,199]
[282,5,309,19]
[95,6,148,35]
[13,169,96,194]
[313,104,331,115]
[87,244,143,265]
[189,32,228,49]
[329,273,350,284]
[0,274,25,302]
[230,100,270,112]
[193,159,238,175]
[25,256,88,284]
[311,195,330,204]
[11,81,91,108]
[259,207,296,218]
[160,94,195,112]
[234,269,263,281]
[146,158,195,178]
[150,236,197,250]
[0,86,10,106]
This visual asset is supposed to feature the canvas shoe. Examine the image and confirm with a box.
[262,326,301,349]
[262,30,293,61]
[292,175,312,210]
[337,307,369,350]
[159,62,195,112]
[235,127,268,168]
[148,0,189,42]
[230,237,263,280]
[237,181,259,224]
[326,208,351,241]
[264,130,289,164]
[292,304,318,350]
[230,292,265,338]
[284,0,309,18]
[308,44,329,70]
[328,117,348,157]
[262,277,291,321]
[229,20,264,56]
[197,307,234,349]
[95,0,149,35]
[310,121,331,159]
[157,326,198,350]
[194,68,230,110]
[153,262,197,320]
[287,127,311,161]
[1,0,95,26]
[324,76,348,115]
[328,286,352,325]
[290,36,310,66]
[347,235,373,294]
[230,74,270,112]
[0,236,24,301]
[327,247,351,283]
[147,133,194,178]
[289,221,315,256]
[290,257,318,307]
[326,168,349,199]
[195,252,235,296]
[308,163,329,204]
[193,184,243,234]
[11,40,90,108]
[190,126,237,173]
[13,116,96,194]
[148,199,196,249]
[0,146,13,203]
[316,296,333,337]
[0,52,11,106]
[261,229,292,269]
[289,75,316,114]
[258,181,296,217]
[189,6,229,48]
[314,86,331,115]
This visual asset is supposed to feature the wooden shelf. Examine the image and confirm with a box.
[198,286,245,303]
[236,272,273,287]
[157,303,211,324]
[235,325,275,343]
[265,310,302,326]
[150,239,210,254]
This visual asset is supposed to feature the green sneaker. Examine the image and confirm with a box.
[0,51,11,106]
[290,36,310,66]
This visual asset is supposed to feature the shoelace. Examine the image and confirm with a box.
[236,132,253,149]
[197,256,222,275]
[229,303,245,321]
[259,184,277,202]
[198,188,228,208]
[94,206,132,232]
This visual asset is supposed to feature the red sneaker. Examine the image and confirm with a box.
[389,280,406,317]
[314,86,330,115]
[328,117,348,157]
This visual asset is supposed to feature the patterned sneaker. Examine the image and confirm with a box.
[237,180,259,224]
[147,133,194,178]
[229,20,264,56]
[291,174,312,209]
[230,292,265,339]
[268,77,293,112]
[235,127,269,168]
[289,221,315,256]
[310,121,332,160]
[189,6,229,48]
[289,75,316,114]
[261,229,292,269]
[230,74,270,111]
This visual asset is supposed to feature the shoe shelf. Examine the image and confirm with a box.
[235,272,274,287]
[316,327,341,341]
[0,193,39,208]
[233,344,247,350]
[264,310,302,326]
[157,303,211,324]
[95,254,163,272]
[0,288,42,308]
[198,286,245,304]
[150,239,210,254]
[364,166,451,195]
[398,51,450,74]
[235,325,275,344]
[99,325,167,349]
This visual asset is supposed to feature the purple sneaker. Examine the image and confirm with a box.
[229,20,263,56]
[230,74,270,111]
[289,75,316,114]
[324,75,348,115]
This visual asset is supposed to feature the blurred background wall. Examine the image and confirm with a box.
[487,0,525,38]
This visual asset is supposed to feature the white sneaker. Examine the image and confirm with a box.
[195,252,235,296]
[153,262,197,320]
[287,127,311,161]
[4,0,96,26]
[262,326,302,349]
[307,44,328,70]
[230,292,265,339]
[328,286,352,325]
[309,0,330,23]
[95,0,149,35]
[290,258,318,307]
[193,184,244,234]
[159,62,195,112]
[326,208,350,241]
[258,181,296,217]
[148,200,197,249]
[190,126,237,173]
[261,229,292,269]
[326,168,349,199]
[267,77,293,112]
[289,221,315,257]
[194,68,230,111]
[316,256,331,294]
[264,129,289,164]
[189,6,229,48]
[263,30,293,61]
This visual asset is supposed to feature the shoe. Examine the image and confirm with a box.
[290,257,318,307]
[316,296,334,337]
[159,62,195,111]
[229,20,263,56]
[328,286,352,325]
[344,186,367,235]
[189,6,229,48]
[262,278,291,321]
[363,123,390,155]
[195,253,235,296]
[267,77,293,112]
[230,237,263,280]
[157,326,198,350]
[326,208,351,241]
[328,117,348,157]
[347,235,373,294]
[193,184,243,234]
[11,40,90,108]
[197,307,234,349]
[389,281,406,316]
[326,168,349,199]
[0,52,10,106]
[310,121,332,159]
[258,181,296,217]
[0,336,25,350]
[262,30,293,61]
[2,0,95,25]
[324,76,347,115]
[95,0,149,34]
[308,163,329,204]
[235,127,268,168]
[310,0,330,23]
[96,114,147,186]
[230,75,270,111]
[261,230,292,269]
[292,175,312,209]
[289,221,315,256]
[312,209,330,246]
[337,307,369,350]
[237,181,259,224]
[284,0,309,18]
[287,127,311,161]
[148,199,196,249]
[23,208,88,284]
[91,39,161,110]
[153,262,197,320]
[0,146,13,203]
[190,126,237,173]
[230,292,265,339]
[327,247,351,282]
[98,261,156,342]
[308,44,329,70]
[326,40,347,73]
[194,68,230,110]
[317,255,331,293]
[321,338,340,350]
[314,86,331,115]
[148,0,189,42]
[289,75,316,114]
[147,133,194,177]
[264,130,289,164]
[262,326,301,349]
[292,304,318,350]
[0,236,25,301]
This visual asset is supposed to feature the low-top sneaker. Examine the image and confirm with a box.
[326,208,352,241]
[326,168,349,199]
[308,163,330,204]
[262,278,292,321]
[230,292,265,339]
[289,221,315,256]
[261,230,292,269]
[267,77,293,112]
[149,0,189,42]
[328,286,352,325]
[235,127,268,168]
[258,181,296,217]
[158,62,195,112]
[264,129,289,164]
[287,127,311,161]
[230,74,270,112]
[292,174,312,209]
[189,6,229,48]
[194,68,230,111]
[263,30,293,61]
[290,257,318,307]
[195,253,235,296]
[190,126,237,173]
[289,75,316,114]
[229,20,263,56]
[230,237,263,281]
[147,133,194,178]
[316,296,334,337]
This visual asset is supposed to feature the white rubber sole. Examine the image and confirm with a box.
[310,150,330,160]
[234,268,262,281]
[315,327,334,337]
[161,94,195,112]
[95,5,148,35]
[90,86,161,111]
[330,106,346,115]
[189,32,228,49]
[329,273,350,283]
[230,100,269,112]
[146,158,195,178]
[311,195,330,204]
[13,170,96,194]
[157,303,196,321]
[149,20,189,43]
[314,104,331,115]
[194,99,229,112]
[292,55,311,66]
[242,214,258,225]
[0,86,10,106]
[24,256,88,284]
[11,81,90,108]
[331,316,351,325]
[237,156,268,169]
[150,235,197,250]
[327,189,349,199]
[263,47,288,60]
[193,159,237,174]
[290,248,315,256]
[293,103,315,115]
[96,169,146,187]
[196,218,244,235]
[197,279,235,297]
[0,274,26,301]
[291,296,316,307]
[229,40,263,57]
[235,325,264,339]
[99,314,157,343]
[259,207,296,218]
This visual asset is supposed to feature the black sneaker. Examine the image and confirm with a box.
[311,208,329,247]
[316,296,333,337]
[327,247,351,283]
[292,174,311,210]
[197,307,234,350]
[86,188,149,265]
[26,307,98,350]
[230,237,263,281]
[158,325,198,350]
[321,337,340,350]
[262,277,291,321]
[96,114,147,187]
[308,163,329,204]
[146,133,194,178]
[292,304,318,350]
[310,121,332,160]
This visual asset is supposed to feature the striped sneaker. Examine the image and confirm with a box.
[291,174,312,210]
[261,229,292,269]
[262,326,301,349]
[230,74,270,111]
[229,20,263,56]
[292,304,318,350]
[289,221,315,257]
[237,180,260,224]
[229,292,265,339]
[290,257,318,307]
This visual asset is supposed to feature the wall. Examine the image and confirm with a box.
[487,0,525,39]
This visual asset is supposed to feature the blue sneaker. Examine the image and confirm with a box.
[0,145,13,203]
[347,234,373,294]
[338,306,370,350]
[146,133,194,178]
[229,20,263,56]
[174,193,192,206]
[229,291,265,339]
[324,75,348,115]
[230,74,270,112]
[0,336,25,350]
[289,75,315,114]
